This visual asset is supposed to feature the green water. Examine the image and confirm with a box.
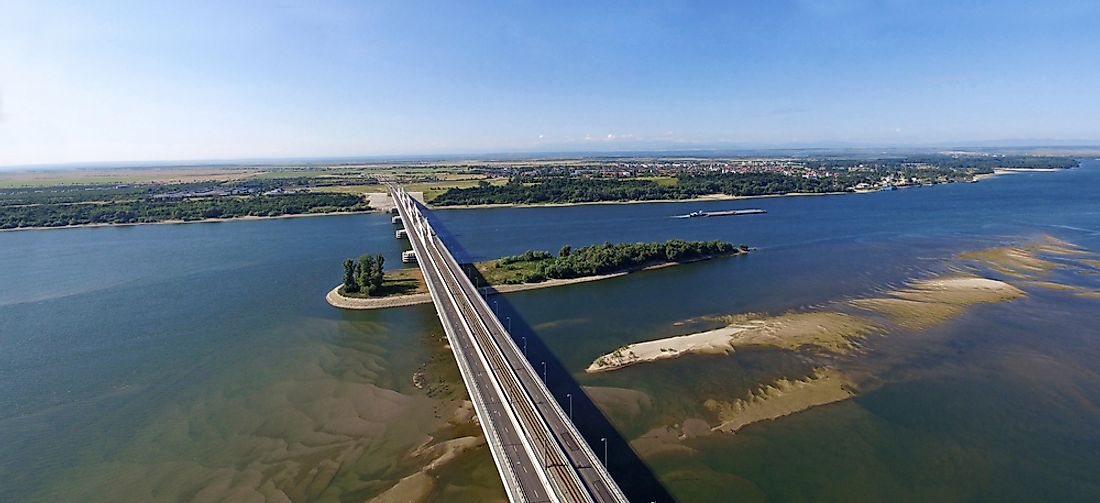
[0,215,503,501]
[3,163,1100,501]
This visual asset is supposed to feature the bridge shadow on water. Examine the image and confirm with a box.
[428,212,674,503]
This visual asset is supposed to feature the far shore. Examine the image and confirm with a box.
[426,167,1077,210]
[428,190,855,210]
[972,168,1059,182]
[3,167,1070,232]
[0,190,849,233]
[0,209,375,233]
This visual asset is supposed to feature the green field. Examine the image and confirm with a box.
[337,267,428,298]
[312,178,509,202]
[473,258,543,285]
[0,170,257,188]
[637,176,678,186]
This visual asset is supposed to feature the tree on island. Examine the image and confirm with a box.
[343,259,359,293]
[342,253,386,295]
[493,239,743,284]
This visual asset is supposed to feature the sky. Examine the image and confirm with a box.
[1,0,1099,166]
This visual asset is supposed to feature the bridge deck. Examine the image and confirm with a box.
[390,186,626,503]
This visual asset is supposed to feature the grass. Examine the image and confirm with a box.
[338,267,428,298]
[637,176,679,186]
[0,163,500,201]
[310,184,388,195]
[472,258,546,285]
[0,168,259,188]
[417,178,509,202]
[314,178,510,202]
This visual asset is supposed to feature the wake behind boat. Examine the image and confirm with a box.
[674,208,767,218]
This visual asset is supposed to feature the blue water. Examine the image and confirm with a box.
[2,162,1099,501]
[430,162,1100,502]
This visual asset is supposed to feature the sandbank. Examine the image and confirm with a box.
[958,246,1061,278]
[957,236,1091,278]
[1023,280,1083,291]
[326,272,629,310]
[583,386,655,424]
[326,286,433,310]
[369,472,434,503]
[630,419,712,458]
[703,368,855,433]
[585,312,877,373]
[851,275,1024,329]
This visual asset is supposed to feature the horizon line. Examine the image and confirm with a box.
[4,142,1100,171]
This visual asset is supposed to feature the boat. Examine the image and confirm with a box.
[674,209,766,218]
[704,209,767,217]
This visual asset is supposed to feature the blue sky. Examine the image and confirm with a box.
[1,0,1098,165]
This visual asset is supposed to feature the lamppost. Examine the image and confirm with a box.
[566,393,573,420]
[541,361,547,383]
[600,437,608,468]
[506,316,511,334]
[522,336,527,357]
[494,300,499,316]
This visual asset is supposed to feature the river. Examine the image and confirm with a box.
[2,162,1100,501]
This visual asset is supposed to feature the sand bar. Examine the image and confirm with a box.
[586,312,877,373]
[704,368,855,433]
[851,275,1023,329]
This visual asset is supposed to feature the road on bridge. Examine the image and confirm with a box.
[390,186,627,503]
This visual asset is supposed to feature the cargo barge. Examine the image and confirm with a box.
[675,208,767,218]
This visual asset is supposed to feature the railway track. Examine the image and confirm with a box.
[391,186,625,503]
[425,232,593,502]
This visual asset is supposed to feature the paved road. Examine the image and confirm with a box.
[390,187,627,503]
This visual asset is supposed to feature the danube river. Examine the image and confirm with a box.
[3,161,1100,502]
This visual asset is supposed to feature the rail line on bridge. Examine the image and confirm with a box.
[389,185,627,503]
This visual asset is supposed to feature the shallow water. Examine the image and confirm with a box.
[2,163,1100,502]
[0,214,503,502]
[432,162,1100,502]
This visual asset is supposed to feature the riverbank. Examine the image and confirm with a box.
[972,167,1065,182]
[0,208,376,233]
[430,190,854,210]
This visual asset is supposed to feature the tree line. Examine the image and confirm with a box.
[428,156,1081,206]
[0,193,367,229]
[430,173,851,206]
[342,254,385,295]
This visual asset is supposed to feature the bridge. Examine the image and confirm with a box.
[389,185,628,503]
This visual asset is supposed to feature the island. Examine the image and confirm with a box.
[327,239,749,310]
